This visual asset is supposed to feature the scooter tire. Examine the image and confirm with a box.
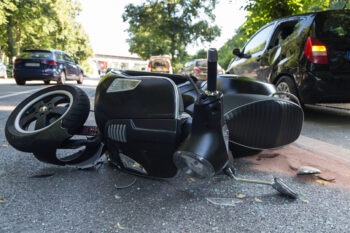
[5,85,90,152]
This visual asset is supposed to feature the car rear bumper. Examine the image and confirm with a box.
[14,69,60,81]
[299,72,350,103]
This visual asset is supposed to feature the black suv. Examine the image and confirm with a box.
[14,49,84,85]
[226,10,350,105]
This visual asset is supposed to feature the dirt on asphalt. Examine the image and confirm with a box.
[239,135,350,188]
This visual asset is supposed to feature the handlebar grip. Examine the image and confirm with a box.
[207,48,218,92]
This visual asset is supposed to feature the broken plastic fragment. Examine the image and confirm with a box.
[117,223,125,230]
[114,173,137,189]
[297,166,321,175]
[235,193,246,199]
[301,199,309,204]
[206,197,242,206]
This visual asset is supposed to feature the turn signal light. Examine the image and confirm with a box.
[304,37,328,64]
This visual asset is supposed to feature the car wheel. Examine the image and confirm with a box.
[44,80,50,85]
[276,76,299,101]
[58,71,66,85]
[77,72,84,84]
[5,85,90,153]
[15,79,26,85]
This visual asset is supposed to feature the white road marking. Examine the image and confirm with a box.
[0,89,41,100]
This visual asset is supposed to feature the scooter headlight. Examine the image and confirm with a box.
[174,151,214,178]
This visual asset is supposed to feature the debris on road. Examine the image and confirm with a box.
[206,197,242,206]
[296,166,321,175]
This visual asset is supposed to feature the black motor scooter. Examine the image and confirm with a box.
[5,48,303,198]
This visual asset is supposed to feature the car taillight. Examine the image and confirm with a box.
[304,37,328,64]
[193,67,201,73]
[42,60,57,65]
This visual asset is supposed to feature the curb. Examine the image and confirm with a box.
[295,135,350,163]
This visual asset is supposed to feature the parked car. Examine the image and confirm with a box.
[13,49,84,85]
[0,62,7,79]
[146,55,173,74]
[182,59,225,81]
[226,10,350,105]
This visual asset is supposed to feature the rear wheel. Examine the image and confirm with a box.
[77,72,84,84]
[5,85,90,152]
[276,76,299,102]
[58,71,66,85]
[15,79,26,85]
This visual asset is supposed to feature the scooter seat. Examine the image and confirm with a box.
[223,93,303,149]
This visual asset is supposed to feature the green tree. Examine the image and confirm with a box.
[218,30,246,69]
[123,0,221,66]
[0,0,92,67]
[240,0,303,38]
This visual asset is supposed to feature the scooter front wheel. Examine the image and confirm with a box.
[5,85,90,153]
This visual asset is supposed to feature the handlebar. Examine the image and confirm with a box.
[207,48,218,93]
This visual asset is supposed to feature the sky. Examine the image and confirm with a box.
[77,0,247,57]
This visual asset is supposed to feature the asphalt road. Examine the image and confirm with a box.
[1,77,350,233]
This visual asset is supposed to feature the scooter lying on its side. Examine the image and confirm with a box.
[5,48,304,198]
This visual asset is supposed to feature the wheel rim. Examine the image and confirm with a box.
[14,90,73,134]
[60,72,66,83]
[276,82,290,93]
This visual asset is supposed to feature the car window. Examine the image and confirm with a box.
[196,60,207,67]
[315,11,350,39]
[151,59,169,68]
[54,51,63,60]
[243,24,274,55]
[270,20,299,47]
[20,51,52,59]
[63,53,74,63]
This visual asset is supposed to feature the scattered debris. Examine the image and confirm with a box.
[0,196,4,204]
[253,197,263,203]
[117,223,125,230]
[301,199,309,204]
[0,143,8,147]
[315,179,330,186]
[297,166,321,175]
[315,175,335,182]
[206,197,242,206]
[114,178,137,189]
[235,193,246,199]
[187,177,196,183]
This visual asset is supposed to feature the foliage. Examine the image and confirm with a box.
[218,30,246,69]
[240,0,303,41]
[123,0,221,65]
[0,0,16,26]
[0,0,93,66]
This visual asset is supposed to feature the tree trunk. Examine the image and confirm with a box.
[6,16,16,65]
